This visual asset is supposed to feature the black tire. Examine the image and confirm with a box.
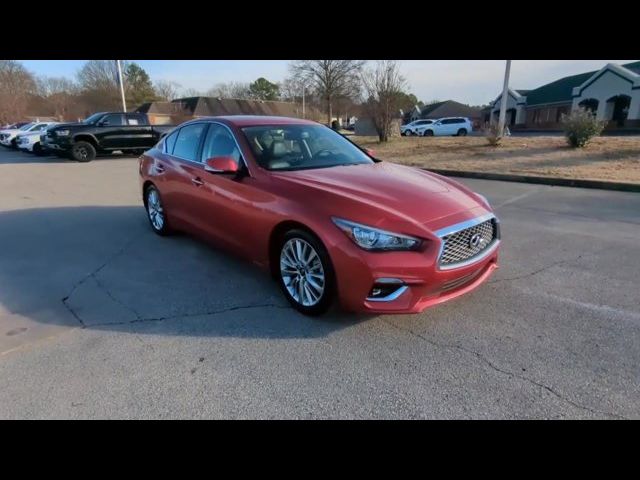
[10,138,18,149]
[70,141,96,162]
[144,184,172,236]
[457,129,467,137]
[277,229,336,316]
[423,130,434,137]
[33,143,43,156]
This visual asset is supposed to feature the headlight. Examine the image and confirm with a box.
[332,218,422,251]
[56,130,70,136]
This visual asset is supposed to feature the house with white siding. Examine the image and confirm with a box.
[488,61,640,130]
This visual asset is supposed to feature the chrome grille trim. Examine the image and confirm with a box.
[435,213,500,270]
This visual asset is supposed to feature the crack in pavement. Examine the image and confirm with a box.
[381,318,627,419]
[61,233,145,327]
[86,302,292,328]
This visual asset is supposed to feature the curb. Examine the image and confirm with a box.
[424,169,640,193]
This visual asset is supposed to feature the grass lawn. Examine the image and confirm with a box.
[351,135,640,184]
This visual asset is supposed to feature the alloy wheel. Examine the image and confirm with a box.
[147,188,165,231]
[280,238,325,307]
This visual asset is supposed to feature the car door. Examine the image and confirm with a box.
[97,113,127,149]
[159,122,209,231]
[124,113,154,148]
[189,122,258,256]
[441,119,456,136]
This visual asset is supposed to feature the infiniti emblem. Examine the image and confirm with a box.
[469,233,483,248]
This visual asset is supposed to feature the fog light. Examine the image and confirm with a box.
[366,279,408,302]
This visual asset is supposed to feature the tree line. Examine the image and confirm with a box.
[1,59,428,142]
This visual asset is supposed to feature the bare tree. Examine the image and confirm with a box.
[76,60,129,110]
[154,80,181,101]
[289,60,365,125]
[35,76,79,121]
[361,60,408,142]
[205,81,251,99]
[36,76,78,97]
[0,60,37,123]
[181,87,204,97]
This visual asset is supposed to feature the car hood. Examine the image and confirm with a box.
[47,122,84,131]
[0,129,21,135]
[270,162,483,226]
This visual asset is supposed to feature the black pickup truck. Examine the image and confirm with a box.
[42,112,175,162]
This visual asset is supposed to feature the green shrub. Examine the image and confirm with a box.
[561,108,605,148]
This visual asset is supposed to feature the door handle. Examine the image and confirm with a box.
[191,177,204,186]
[155,164,165,173]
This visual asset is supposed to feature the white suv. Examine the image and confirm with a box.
[0,122,52,148]
[16,122,60,154]
[400,119,436,136]
[416,117,473,137]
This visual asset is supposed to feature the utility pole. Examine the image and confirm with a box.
[116,60,127,112]
[302,84,306,119]
[497,60,512,137]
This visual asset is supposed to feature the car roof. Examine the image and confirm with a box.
[193,115,320,127]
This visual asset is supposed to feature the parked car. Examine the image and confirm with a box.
[417,117,473,137]
[16,122,60,155]
[139,116,500,315]
[400,119,436,136]
[0,122,51,148]
[43,112,175,162]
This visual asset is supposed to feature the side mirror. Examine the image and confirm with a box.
[204,156,239,174]
[364,148,376,157]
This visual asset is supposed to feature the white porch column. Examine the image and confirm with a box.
[596,99,608,121]
[627,92,640,120]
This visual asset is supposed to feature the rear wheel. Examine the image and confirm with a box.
[71,141,96,162]
[457,128,467,136]
[145,184,172,236]
[278,229,335,316]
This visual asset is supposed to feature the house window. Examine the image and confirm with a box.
[556,106,569,123]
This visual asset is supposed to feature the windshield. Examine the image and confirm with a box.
[241,124,374,171]
[19,123,35,131]
[82,113,105,124]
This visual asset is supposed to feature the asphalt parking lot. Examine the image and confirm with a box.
[1,146,639,419]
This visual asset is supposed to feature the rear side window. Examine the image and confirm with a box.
[126,114,147,125]
[172,123,207,161]
[164,130,179,154]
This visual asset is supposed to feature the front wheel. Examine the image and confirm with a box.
[278,230,335,315]
[423,130,434,137]
[33,143,43,156]
[405,130,412,136]
[71,141,96,162]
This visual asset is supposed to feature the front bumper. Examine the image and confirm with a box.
[329,213,500,314]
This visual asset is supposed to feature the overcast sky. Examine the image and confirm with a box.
[20,60,639,106]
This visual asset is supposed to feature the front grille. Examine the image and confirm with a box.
[438,217,498,268]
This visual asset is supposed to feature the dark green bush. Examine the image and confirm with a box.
[562,108,605,148]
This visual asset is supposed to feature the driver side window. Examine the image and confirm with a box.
[200,124,241,166]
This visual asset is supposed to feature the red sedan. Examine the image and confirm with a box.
[139,116,500,315]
